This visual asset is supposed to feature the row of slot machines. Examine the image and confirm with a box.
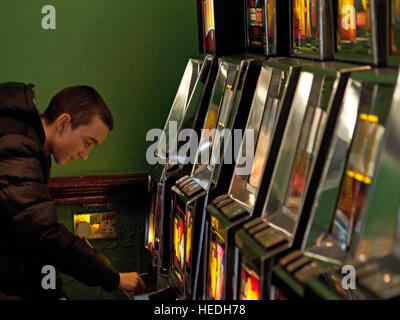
[142,0,400,300]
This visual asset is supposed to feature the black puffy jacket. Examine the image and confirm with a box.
[0,82,120,299]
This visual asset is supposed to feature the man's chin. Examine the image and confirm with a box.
[54,157,68,165]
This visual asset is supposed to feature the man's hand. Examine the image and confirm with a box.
[118,272,146,296]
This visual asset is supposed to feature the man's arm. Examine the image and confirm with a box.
[0,134,143,293]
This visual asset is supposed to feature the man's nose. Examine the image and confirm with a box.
[78,150,90,160]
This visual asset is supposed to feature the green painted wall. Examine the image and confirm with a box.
[0,0,202,177]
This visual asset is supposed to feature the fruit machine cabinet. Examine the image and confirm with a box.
[290,0,334,61]
[233,60,370,300]
[269,0,397,300]
[203,57,308,300]
[169,56,262,299]
[271,68,398,300]
[387,0,400,66]
[332,0,387,66]
[146,58,201,261]
[145,56,218,282]
[244,0,290,56]
[350,68,400,299]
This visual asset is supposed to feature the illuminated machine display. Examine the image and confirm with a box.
[332,0,387,66]
[197,0,246,56]
[271,68,399,299]
[204,57,307,300]
[169,56,262,299]
[387,0,400,66]
[290,0,334,60]
[244,0,289,55]
[233,60,370,300]
[145,55,218,282]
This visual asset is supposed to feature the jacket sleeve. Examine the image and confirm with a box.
[0,134,120,292]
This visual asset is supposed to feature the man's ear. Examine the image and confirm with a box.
[57,113,71,136]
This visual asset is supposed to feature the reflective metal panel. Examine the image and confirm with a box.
[345,68,400,300]
[304,69,398,265]
[210,60,250,187]
[156,59,202,162]
[352,68,400,261]
[230,62,288,211]
[266,71,337,239]
[261,71,315,234]
[192,60,240,191]
[302,79,361,254]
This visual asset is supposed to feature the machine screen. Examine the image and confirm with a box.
[185,209,193,275]
[292,0,320,52]
[207,238,225,300]
[336,0,372,55]
[266,0,276,52]
[247,0,266,49]
[172,204,186,285]
[239,264,261,300]
[391,0,400,54]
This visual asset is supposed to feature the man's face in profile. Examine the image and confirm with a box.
[52,115,109,165]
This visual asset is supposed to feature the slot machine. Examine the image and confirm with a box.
[387,0,400,66]
[169,56,262,299]
[271,68,399,300]
[201,0,307,301]
[145,55,218,285]
[146,59,202,262]
[233,61,370,300]
[230,0,370,300]
[269,0,399,300]
[333,0,387,66]
[204,57,308,300]
[350,68,400,299]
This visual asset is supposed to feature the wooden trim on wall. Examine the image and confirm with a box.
[48,173,148,205]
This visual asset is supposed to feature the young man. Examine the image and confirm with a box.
[0,82,145,299]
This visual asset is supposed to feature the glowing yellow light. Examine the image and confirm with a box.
[249,193,255,206]
[358,254,367,262]
[325,241,333,247]
[347,170,355,178]
[383,274,391,283]
[368,115,378,123]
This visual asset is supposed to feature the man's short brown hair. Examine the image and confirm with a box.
[42,85,113,131]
